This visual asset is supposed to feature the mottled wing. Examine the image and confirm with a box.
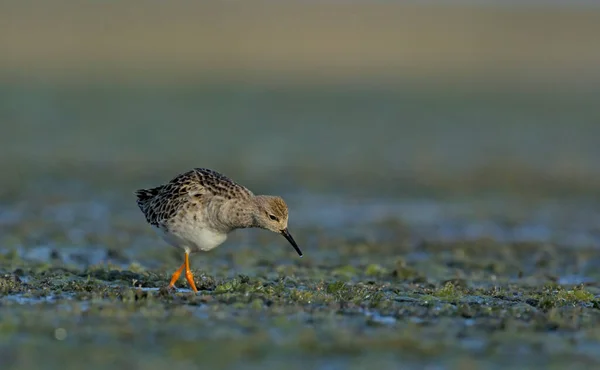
[135,168,252,228]
[191,168,253,201]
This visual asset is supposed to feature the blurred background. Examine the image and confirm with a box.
[2,0,600,197]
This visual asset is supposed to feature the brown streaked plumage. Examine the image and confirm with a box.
[135,168,302,293]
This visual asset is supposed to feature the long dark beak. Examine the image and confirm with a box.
[281,228,303,257]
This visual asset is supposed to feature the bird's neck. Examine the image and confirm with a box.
[211,197,258,231]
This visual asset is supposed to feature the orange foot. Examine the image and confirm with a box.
[167,252,199,293]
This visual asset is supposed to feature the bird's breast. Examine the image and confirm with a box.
[162,213,228,252]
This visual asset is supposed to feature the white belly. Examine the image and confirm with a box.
[157,222,228,254]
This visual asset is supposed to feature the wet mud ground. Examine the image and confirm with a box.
[2,175,600,370]
[2,84,600,369]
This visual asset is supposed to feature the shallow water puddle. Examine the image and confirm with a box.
[558,275,597,285]
[1,292,75,305]
[361,309,397,325]
[15,245,129,269]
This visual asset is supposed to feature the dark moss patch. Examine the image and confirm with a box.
[0,273,24,294]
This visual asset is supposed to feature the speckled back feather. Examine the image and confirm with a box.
[134,168,253,228]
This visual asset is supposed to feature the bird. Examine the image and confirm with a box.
[134,167,302,292]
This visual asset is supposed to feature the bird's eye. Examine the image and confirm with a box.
[269,214,279,221]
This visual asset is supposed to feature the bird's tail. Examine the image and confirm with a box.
[134,186,162,208]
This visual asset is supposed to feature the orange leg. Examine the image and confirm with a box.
[184,252,199,293]
[168,262,185,289]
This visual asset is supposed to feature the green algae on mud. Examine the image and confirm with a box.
[2,234,600,370]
